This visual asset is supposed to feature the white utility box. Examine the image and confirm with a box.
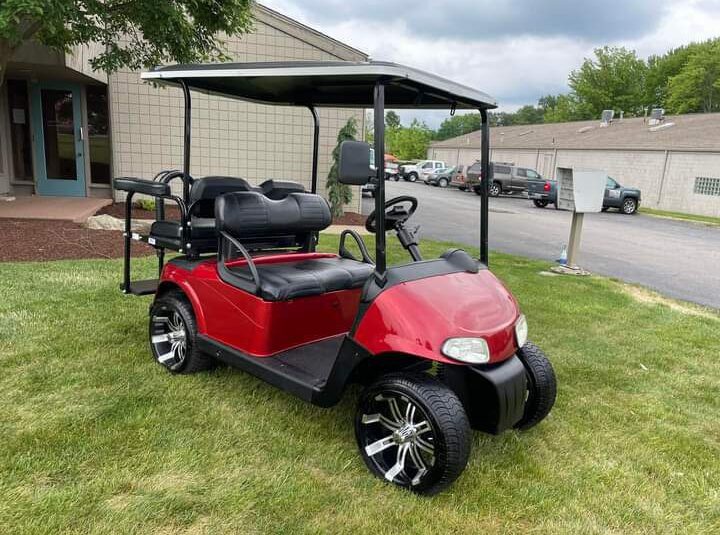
[556,167,607,213]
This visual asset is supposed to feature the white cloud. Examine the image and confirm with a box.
[260,0,720,127]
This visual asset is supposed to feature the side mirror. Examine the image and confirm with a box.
[339,140,372,185]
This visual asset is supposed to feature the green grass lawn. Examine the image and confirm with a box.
[640,207,720,226]
[1,235,719,534]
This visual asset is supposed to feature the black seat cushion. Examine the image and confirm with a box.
[150,217,216,241]
[228,257,374,300]
[189,176,256,218]
[216,191,331,239]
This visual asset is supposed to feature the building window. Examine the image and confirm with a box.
[7,80,33,180]
[86,85,110,184]
[694,177,720,197]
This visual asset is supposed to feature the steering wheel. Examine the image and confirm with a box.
[365,195,418,233]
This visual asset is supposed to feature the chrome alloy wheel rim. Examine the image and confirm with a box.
[150,311,187,370]
[490,183,500,196]
[360,393,436,487]
[623,199,635,213]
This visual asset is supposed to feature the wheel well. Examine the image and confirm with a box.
[351,352,434,385]
[155,281,183,300]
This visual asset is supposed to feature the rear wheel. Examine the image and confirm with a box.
[149,291,214,374]
[407,172,418,182]
[356,372,471,495]
[438,178,449,188]
[621,197,638,214]
[515,342,556,430]
[533,199,549,208]
[489,182,501,197]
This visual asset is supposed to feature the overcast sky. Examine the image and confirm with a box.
[261,0,720,127]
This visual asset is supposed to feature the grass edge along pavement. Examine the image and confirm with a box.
[0,234,718,534]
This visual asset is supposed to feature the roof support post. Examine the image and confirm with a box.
[308,106,320,194]
[180,80,192,204]
[480,108,490,266]
[373,82,387,278]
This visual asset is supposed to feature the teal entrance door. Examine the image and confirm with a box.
[30,83,86,196]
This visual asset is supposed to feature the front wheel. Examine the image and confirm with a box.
[533,199,549,208]
[489,182,501,197]
[515,342,556,430]
[407,172,418,182]
[621,197,638,214]
[355,372,471,495]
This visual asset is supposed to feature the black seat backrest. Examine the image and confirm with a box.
[189,176,256,218]
[258,179,306,200]
[216,191,331,250]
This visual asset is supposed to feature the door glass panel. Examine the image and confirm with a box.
[87,85,110,184]
[7,80,33,180]
[41,89,76,180]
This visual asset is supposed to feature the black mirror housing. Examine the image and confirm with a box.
[338,140,372,185]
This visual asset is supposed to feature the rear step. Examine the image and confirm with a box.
[122,279,159,296]
[197,334,368,407]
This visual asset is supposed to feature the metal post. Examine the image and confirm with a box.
[566,212,584,267]
[479,108,490,266]
[122,191,134,293]
[180,80,192,256]
[308,106,320,194]
[373,82,386,278]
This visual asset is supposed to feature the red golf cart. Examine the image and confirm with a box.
[115,61,556,494]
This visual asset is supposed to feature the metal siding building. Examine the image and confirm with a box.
[0,5,367,210]
[428,114,720,217]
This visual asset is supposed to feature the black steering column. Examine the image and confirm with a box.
[365,195,422,262]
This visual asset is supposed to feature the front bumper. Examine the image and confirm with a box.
[441,355,527,434]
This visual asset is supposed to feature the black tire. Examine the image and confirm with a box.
[515,342,556,430]
[393,175,400,181]
[621,197,638,215]
[438,178,449,188]
[533,199,549,208]
[355,372,471,495]
[489,181,501,197]
[408,172,418,182]
[459,186,467,191]
[149,290,214,374]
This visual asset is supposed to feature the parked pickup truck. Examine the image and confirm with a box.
[398,160,446,182]
[466,162,542,197]
[527,175,642,214]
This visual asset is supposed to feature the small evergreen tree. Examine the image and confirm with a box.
[326,117,358,218]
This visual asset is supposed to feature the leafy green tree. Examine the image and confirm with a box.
[512,104,545,125]
[645,44,696,109]
[569,46,648,117]
[385,110,401,129]
[0,0,253,86]
[543,93,594,123]
[666,39,720,113]
[436,113,482,140]
[326,117,357,218]
[386,119,434,159]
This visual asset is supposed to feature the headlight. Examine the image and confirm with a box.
[515,314,528,348]
[441,338,490,364]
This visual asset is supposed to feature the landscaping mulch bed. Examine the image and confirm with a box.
[0,219,153,263]
[1,203,366,263]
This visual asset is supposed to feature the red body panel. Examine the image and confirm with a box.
[162,254,362,357]
[353,270,520,364]
[162,254,520,365]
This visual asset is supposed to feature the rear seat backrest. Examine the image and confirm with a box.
[189,176,256,218]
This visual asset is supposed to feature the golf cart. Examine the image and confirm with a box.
[114,61,557,495]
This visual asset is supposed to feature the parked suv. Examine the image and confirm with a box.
[398,160,446,182]
[466,162,542,197]
[424,165,468,188]
[527,175,642,214]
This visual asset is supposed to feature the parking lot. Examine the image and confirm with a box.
[363,181,720,308]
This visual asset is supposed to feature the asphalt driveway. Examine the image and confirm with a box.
[362,181,720,309]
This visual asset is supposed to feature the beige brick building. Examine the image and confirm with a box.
[428,113,720,217]
[0,5,366,209]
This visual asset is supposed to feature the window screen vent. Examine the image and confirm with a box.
[694,177,720,196]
